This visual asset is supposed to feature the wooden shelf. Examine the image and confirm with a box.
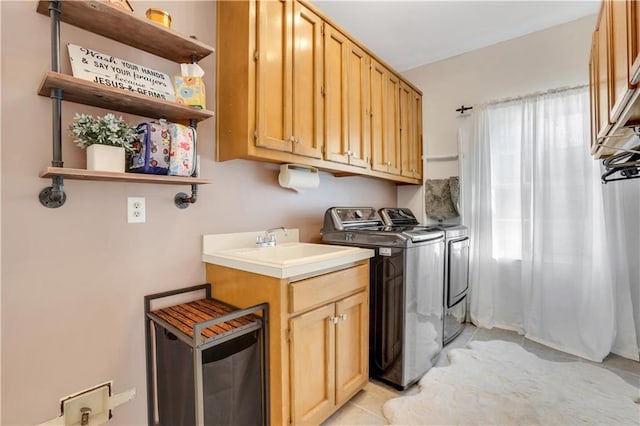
[38,72,214,125]
[40,167,212,185]
[36,0,214,63]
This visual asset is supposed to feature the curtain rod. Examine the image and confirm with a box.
[457,83,589,113]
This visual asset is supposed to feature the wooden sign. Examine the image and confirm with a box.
[99,0,134,12]
[68,43,176,102]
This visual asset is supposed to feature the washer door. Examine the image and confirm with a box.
[447,238,469,307]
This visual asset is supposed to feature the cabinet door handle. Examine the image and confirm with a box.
[339,313,347,321]
[287,135,296,143]
[345,150,353,157]
[329,316,339,324]
[296,137,303,145]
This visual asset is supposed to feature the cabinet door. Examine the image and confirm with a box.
[324,25,350,165]
[370,59,389,173]
[400,88,423,180]
[335,291,369,405]
[629,0,640,85]
[291,2,323,159]
[590,33,600,153]
[597,7,612,139]
[385,73,401,175]
[346,43,370,168]
[289,303,336,425]
[255,0,293,152]
[609,0,632,121]
[412,90,423,179]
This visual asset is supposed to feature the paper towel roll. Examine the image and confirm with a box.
[278,164,319,192]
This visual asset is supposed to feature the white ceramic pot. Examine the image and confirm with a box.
[86,144,125,173]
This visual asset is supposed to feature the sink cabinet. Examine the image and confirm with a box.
[205,260,369,425]
[289,290,368,424]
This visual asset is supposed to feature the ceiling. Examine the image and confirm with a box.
[312,1,601,71]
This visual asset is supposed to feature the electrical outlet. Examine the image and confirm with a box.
[127,197,146,223]
[61,383,111,426]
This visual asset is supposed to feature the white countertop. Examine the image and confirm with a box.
[202,230,374,279]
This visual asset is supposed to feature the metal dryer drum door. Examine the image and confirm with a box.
[447,237,469,308]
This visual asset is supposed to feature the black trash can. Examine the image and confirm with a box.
[154,324,262,426]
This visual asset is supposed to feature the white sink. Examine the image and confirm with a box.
[203,242,374,279]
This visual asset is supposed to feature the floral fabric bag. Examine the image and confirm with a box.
[129,120,171,175]
[168,123,197,177]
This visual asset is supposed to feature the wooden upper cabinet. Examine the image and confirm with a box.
[609,0,633,121]
[216,0,423,183]
[385,72,402,175]
[590,33,600,154]
[255,0,291,152]
[324,25,370,168]
[370,58,401,175]
[291,1,324,158]
[629,0,640,85]
[400,84,423,180]
[597,6,612,139]
[589,0,640,158]
[255,0,323,158]
[346,43,371,168]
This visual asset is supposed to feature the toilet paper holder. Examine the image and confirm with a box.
[278,164,320,192]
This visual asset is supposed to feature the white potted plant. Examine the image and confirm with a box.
[69,113,137,173]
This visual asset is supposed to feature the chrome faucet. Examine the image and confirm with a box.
[256,227,288,247]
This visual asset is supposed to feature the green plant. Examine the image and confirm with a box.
[69,113,137,151]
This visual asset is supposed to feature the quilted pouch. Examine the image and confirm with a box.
[168,123,197,177]
[129,120,171,175]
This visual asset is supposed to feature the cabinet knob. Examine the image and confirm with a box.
[386,161,391,166]
[287,135,296,143]
[345,150,353,157]
[339,313,347,321]
[296,137,303,144]
[329,316,339,324]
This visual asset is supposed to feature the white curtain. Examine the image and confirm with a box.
[461,86,638,362]
[602,173,640,360]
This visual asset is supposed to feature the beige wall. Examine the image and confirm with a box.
[0,1,396,424]
[398,15,598,223]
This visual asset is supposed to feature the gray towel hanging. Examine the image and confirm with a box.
[425,177,460,220]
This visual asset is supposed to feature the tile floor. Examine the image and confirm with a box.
[321,324,640,425]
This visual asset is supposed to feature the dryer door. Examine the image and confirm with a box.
[447,237,469,308]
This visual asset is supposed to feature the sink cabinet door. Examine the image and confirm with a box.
[289,303,336,425]
[335,290,369,405]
